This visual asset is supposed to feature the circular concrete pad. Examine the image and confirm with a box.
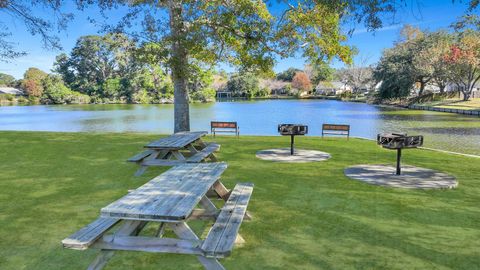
[344,164,457,189]
[256,148,331,163]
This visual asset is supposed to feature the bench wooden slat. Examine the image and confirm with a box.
[187,144,220,163]
[201,182,254,258]
[322,123,350,138]
[211,121,237,129]
[145,131,207,149]
[127,149,155,162]
[142,159,185,166]
[62,217,119,250]
[101,163,228,221]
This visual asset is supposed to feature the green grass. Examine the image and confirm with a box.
[0,131,479,270]
[433,98,480,111]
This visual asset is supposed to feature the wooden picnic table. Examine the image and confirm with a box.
[62,163,254,270]
[128,131,221,176]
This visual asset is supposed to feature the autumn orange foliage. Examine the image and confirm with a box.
[291,72,312,91]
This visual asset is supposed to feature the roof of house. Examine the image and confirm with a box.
[0,87,23,95]
[316,81,350,90]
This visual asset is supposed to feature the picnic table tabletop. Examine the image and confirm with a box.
[145,131,208,150]
[101,162,228,222]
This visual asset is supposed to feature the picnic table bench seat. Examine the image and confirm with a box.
[127,149,155,162]
[187,143,221,163]
[62,217,119,250]
[201,182,254,258]
[322,124,350,139]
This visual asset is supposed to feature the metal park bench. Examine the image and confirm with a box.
[127,131,220,176]
[322,124,350,139]
[211,121,239,138]
[62,163,254,270]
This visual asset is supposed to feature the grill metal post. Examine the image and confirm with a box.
[396,148,402,175]
[377,133,423,176]
[278,124,308,156]
[290,135,295,155]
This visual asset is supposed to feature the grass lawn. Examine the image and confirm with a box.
[434,98,480,111]
[0,131,479,270]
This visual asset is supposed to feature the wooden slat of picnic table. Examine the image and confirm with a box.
[101,162,228,221]
[145,131,208,150]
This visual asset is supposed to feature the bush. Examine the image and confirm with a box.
[42,75,90,104]
[339,91,353,99]
[256,87,270,97]
[190,87,216,102]
[227,73,260,98]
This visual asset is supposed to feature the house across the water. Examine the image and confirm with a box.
[315,81,351,95]
[0,87,23,96]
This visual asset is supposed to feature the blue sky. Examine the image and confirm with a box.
[0,1,472,79]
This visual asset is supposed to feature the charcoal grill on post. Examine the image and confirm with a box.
[377,133,424,175]
[278,124,308,155]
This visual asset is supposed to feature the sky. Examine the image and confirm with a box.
[0,1,474,79]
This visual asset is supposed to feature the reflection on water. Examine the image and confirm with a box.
[0,100,479,155]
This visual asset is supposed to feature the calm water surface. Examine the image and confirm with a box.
[1,100,479,155]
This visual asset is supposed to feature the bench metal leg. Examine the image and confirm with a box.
[170,222,225,270]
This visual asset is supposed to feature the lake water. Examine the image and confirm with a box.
[1,99,479,155]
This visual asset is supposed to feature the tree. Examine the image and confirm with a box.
[427,31,454,93]
[22,67,48,97]
[277,68,302,82]
[337,66,373,93]
[373,45,415,100]
[291,72,312,92]
[0,72,15,86]
[0,1,72,61]
[399,25,436,96]
[444,30,480,100]
[373,25,447,100]
[305,62,334,85]
[41,74,90,104]
[336,56,373,93]
[80,0,419,132]
[54,34,138,97]
[227,73,260,98]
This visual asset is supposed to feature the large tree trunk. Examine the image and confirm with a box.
[439,84,445,94]
[168,1,190,132]
[418,81,426,96]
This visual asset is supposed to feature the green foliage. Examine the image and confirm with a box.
[257,87,270,97]
[227,72,260,98]
[41,75,90,104]
[54,33,137,97]
[22,67,48,97]
[308,62,334,84]
[374,26,437,100]
[374,25,480,102]
[276,68,302,82]
[0,72,15,86]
